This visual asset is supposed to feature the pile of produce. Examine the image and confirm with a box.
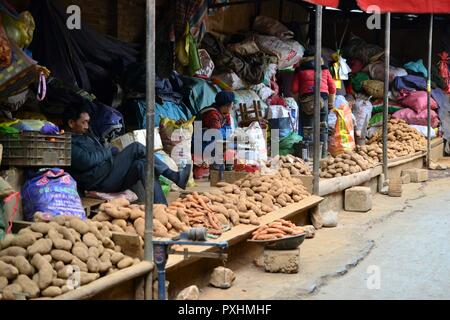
[364,119,427,160]
[166,170,311,235]
[93,198,191,240]
[320,151,378,179]
[251,219,305,240]
[266,155,312,176]
[0,217,139,300]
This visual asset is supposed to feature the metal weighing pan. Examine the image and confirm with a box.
[247,233,306,250]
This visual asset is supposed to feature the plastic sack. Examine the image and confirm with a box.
[267,105,292,138]
[351,72,370,92]
[212,72,247,90]
[233,121,268,163]
[279,132,302,156]
[392,108,440,128]
[369,112,384,127]
[353,98,373,132]
[437,51,450,93]
[404,59,428,78]
[159,117,195,166]
[367,61,408,82]
[285,97,299,133]
[362,80,384,99]
[228,38,260,56]
[409,125,437,139]
[176,23,201,76]
[21,168,86,222]
[0,11,35,49]
[329,100,356,156]
[255,35,304,70]
[252,16,294,40]
[251,83,275,101]
[400,91,438,113]
[195,49,215,79]
[393,75,427,92]
[233,90,268,114]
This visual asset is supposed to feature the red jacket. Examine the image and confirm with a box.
[291,69,336,96]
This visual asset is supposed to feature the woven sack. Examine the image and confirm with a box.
[362,80,384,99]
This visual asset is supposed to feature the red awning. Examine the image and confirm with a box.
[357,0,450,13]
[304,0,450,13]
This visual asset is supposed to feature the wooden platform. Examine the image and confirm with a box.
[165,195,323,271]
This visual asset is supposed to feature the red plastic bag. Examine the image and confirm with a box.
[392,108,440,128]
[400,91,438,113]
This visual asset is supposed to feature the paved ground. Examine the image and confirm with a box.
[200,172,450,300]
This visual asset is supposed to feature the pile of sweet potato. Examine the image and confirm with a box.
[251,219,305,240]
[266,155,312,176]
[0,217,139,300]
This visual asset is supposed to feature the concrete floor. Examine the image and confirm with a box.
[199,172,450,300]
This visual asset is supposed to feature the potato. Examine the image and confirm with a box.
[11,256,34,276]
[134,218,145,238]
[60,227,79,245]
[87,257,100,273]
[0,246,27,258]
[249,212,260,226]
[31,222,52,234]
[92,211,112,222]
[61,285,73,294]
[109,198,130,207]
[54,261,65,271]
[82,233,99,248]
[51,250,75,264]
[52,278,66,287]
[0,260,19,280]
[0,276,8,290]
[2,283,22,300]
[42,286,62,298]
[0,234,15,250]
[117,257,134,269]
[52,238,73,251]
[68,219,90,235]
[227,209,240,226]
[31,254,54,290]
[129,207,145,221]
[79,272,100,285]
[15,275,40,298]
[110,252,125,265]
[72,244,90,263]
[99,227,113,239]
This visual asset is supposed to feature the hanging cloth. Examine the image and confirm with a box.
[438,51,450,94]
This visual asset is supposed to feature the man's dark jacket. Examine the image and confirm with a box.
[69,133,113,190]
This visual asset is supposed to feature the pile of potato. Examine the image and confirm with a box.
[365,119,427,160]
[251,219,305,241]
[266,155,312,176]
[320,151,378,179]
[0,216,139,300]
[93,198,191,240]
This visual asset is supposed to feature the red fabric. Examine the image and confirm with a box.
[400,91,438,113]
[202,109,228,129]
[291,69,336,96]
[438,51,450,93]
[392,108,440,128]
[356,0,450,13]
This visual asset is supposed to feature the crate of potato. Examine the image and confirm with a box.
[320,151,378,179]
[250,219,305,241]
[0,217,139,300]
[92,198,191,240]
[364,119,427,160]
[266,155,312,176]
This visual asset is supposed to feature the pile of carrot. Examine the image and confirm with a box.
[251,219,305,241]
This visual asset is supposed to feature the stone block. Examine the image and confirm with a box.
[345,186,372,212]
[303,225,316,238]
[401,174,411,184]
[402,169,428,183]
[209,267,236,289]
[263,248,300,274]
[176,285,200,300]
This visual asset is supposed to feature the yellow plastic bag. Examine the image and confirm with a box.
[0,11,35,48]
[329,103,355,156]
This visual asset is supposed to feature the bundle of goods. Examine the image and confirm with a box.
[92,199,190,240]
[365,119,427,160]
[251,219,305,241]
[266,155,312,176]
[0,217,139,300]
[320,151,378,179]
[168,170,311,235]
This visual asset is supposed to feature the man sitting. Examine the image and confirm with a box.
[64,105,191,204]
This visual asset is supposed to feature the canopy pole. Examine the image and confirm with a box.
[313,4,322,195]
[144,0,155,300]
[426,14,434,168]
[382,12,391,180]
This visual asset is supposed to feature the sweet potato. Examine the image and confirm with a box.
[227,209,240,226]
[176,208,190,226]
[31,254,54,290]
[111,219,127,232]
[109,198,130,207]
[92,211,112,222]
[154,204,169,226]
[249,212,260,226]
[129,207,145,221]
[0,246,27,258]
[167,215,187,232]
[0,260,19,280]
[117,257,133,269]
[42,286,62,298]
[15,275,40,298]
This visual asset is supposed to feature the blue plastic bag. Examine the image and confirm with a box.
[21,168,86,221]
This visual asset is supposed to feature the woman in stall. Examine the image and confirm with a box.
[292,54,336,157]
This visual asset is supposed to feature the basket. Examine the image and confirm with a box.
[362,80,384,99]
[0,131,71,167]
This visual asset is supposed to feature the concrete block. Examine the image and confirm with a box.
[402,169,428,183]
[345,186,372,212]
[401,174,411,184]
[263,248,300,274]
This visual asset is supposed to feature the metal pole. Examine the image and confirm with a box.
[313,5,322,195]
[426,14,434,168]
[144,0,155,300]
[382,12,391,180]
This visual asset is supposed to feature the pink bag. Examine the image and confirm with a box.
[400,91,438,112]
[392,108,439,128]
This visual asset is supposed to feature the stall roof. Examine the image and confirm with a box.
[303,0,450,13]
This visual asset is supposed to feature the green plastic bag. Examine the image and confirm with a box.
[351,72,370,92]
[159,176,171,197]
[279,132,302,156]
[369,112,384,127]
[176,23,201,76]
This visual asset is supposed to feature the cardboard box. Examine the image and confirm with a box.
[111,129,163,152]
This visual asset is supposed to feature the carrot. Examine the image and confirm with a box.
[266,227,284,234]
[254,234,277,241]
